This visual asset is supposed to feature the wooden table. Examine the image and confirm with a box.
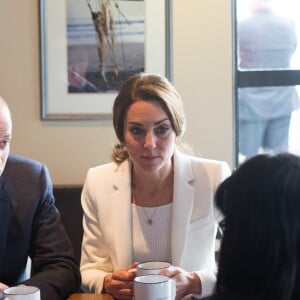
[68,293,114,300]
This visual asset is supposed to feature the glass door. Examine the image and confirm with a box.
[234,0,300,164]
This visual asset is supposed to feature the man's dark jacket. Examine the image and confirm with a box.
[0,155,81,299]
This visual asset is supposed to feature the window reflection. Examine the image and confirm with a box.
[236,0,300,163]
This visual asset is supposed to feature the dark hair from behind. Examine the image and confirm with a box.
[215,153,300,300]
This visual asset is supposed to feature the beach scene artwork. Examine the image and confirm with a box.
[67,0,145,93]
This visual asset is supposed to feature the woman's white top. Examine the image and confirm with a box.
[132,203,172,262]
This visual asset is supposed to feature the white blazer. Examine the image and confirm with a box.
[80,149,231,297]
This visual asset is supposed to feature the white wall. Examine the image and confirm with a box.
[0,0,233,185]
[173,0,233,162]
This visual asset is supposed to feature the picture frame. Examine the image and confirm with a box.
[39,0,173,120]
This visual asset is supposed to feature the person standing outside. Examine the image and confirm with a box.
[238,0,299,159]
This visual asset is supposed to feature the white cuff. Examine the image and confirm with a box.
[194,270,216,298]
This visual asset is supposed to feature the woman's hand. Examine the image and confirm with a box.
[0,282,9,300]
[0,282,8,293]
[103,262,138,299]
[160,266,202,300]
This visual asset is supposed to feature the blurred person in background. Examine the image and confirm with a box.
[238,0,299,159]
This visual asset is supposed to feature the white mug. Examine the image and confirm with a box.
[134,274,175,300]
[3,286,40,300]
[136,261,172,276]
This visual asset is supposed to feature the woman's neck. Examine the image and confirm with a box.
[131,164,174,207]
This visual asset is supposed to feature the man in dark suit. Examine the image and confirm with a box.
[238,0,299,159]
[0,97,81,299]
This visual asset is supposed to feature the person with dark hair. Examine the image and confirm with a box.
[80,73,231,299]
[205,152,300,300]
[0,97,81,299]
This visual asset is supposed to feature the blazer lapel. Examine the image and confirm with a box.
[171,150,195,266]
[110,162,133,268]
[107,153,196,268]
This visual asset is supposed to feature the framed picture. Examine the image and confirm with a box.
[39,0,173,120]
